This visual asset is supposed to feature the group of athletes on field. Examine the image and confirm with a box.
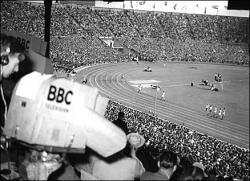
[205,104,226,120]
[204,73,226,120]
[130,65,226,120]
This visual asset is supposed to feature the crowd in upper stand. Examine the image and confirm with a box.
[50,34,128,73]
[1,1,249,179]
[1,1,248,72]
[105,100,249,180]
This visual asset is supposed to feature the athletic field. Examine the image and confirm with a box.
[75,62,249,149]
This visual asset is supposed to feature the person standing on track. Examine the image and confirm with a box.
[213,106,218,118]
[218,108,222,120]
[160,91,165,101]
[138,84,142,94]
[222,108,226,120]
[136,56,139,65]
[205,104,210,113]
[208,105,213,116]
[121,74,125,83]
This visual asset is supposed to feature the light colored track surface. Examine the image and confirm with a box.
[74,62,249,149]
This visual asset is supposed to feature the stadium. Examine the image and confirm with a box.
[0,0,249,180]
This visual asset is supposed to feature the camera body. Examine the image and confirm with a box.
[3,72,126,157]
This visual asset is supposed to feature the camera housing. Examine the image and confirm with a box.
[3,72,127,157]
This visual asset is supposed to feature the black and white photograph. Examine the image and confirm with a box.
[0,0,249,180]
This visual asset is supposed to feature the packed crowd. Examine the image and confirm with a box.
[157,12,249,44]
[1,1,249,71]
[105,100,249,179]
[118,37,249,64]
[50,34,128,73]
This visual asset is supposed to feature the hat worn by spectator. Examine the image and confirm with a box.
[193,162,205,171]
[193,162,208,177]
[127,133,145,149]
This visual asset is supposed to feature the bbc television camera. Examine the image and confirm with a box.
[1,30,127,180]
[1,72,127,180]
[3,71,127,156]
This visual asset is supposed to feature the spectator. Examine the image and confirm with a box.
[91,142,145,179]
[170,165,205,181]
[140,151,178,180]
[127,132,146,172]
[135,145,159,172]
[0,33,26,79]
[1,33,26,130]
[112,111,129,135]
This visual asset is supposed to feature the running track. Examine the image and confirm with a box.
[74,63,249,149]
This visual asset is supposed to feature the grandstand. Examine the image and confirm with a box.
[1,0,249,180]
[1,0,249,71]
